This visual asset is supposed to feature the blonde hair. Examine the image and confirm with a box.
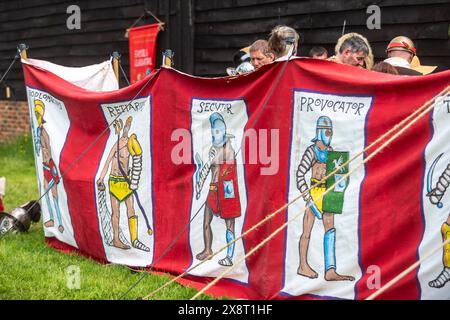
[268,25,300,59]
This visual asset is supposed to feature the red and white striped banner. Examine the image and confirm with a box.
[23,58,450,299]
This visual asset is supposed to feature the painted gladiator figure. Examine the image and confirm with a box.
[97,116,150,252]
[296,116,354,281]
[195,112,242,267]
[34,99,64,233]
[427,154,450,288]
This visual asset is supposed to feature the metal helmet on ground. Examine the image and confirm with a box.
[0,201,41,235]
[21,201,42,223]
[0,208,30,235]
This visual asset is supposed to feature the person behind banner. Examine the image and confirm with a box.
[249,40,275,69]
[309,46,328,60]
[383,36,431,76]
[328,33,373,69]
[371,61,399,75]
[34,99,64,233]
[268,25,300,61]
[195,112,241,267]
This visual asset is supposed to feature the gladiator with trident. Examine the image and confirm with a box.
[194,112,242,267]
[97,116,152,252]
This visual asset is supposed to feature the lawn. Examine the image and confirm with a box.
[0,135,212,300]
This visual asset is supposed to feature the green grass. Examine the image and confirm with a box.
[0,135,215,300]
[0,135,38,209]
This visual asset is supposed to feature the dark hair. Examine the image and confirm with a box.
[309,46,328,57]
[371,62,399,75]
[339,36,369,55]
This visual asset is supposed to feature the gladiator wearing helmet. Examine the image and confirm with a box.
[296,116,354,281]
[97,116,150,252]
[195,112,241,267]
[34,99,64,233]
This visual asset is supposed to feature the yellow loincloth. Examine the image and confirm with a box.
[109,175,133,202]
[443,222,450,268]
[310,178,326,213]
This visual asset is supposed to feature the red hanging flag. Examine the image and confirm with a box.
[128,24,161,84]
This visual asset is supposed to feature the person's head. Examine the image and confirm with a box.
[249,40,275,68]
[335,33,372,68]
[309,46,328,59]
[386,36,416,64]
[268,25,300,59]
[371,62,399,75]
